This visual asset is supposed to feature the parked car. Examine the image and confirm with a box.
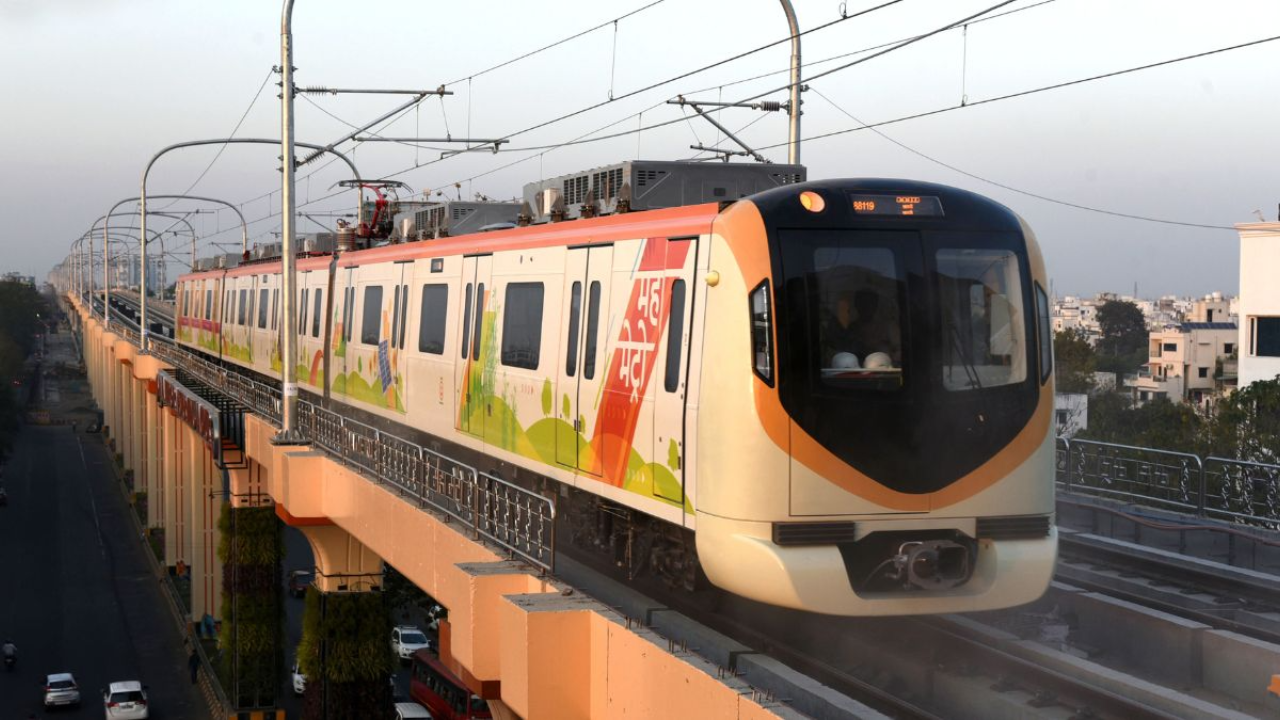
[291,662,307,696]
[44,672,81,707]
[391,626,431,662]
[103,680,149,719]
[288,570,313,598]
[395,701,433,719]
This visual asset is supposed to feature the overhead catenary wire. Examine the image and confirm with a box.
[201,25,1269,247]
[193,0,910,232]
[192,6,1275,248]
[155,66,276,212]
[809,87,1236,231]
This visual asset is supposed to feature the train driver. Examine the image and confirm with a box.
[849,290,900,365]
[822,289,901,369]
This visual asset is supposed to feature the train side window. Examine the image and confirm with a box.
[348,287,356,341]
[391,284,402,349]
[238,289,247,326]
[1035,282,1052,384]
[471,283,485,361]
[664,280,687,392]
[247,288,255,329]
[204,290,212,321]
[258,288,269,329]
[501,283,543,369]
[311,288,323,338]
[418,284,448,355]
[750,280,773,384]
[340,287,350,342]
[300,288,309,335]
[399,285,410,349]
[361,286,383,345]
[565,282,582,376]
[583,281,601,379]
[461,283,473,359]
[271,288,279,330]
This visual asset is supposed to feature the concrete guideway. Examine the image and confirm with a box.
[68,292,865,720]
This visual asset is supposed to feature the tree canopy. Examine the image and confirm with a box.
[1095,300,1148,373]
[1077,376,1280,463]
[1054,328,1097,393]
[0,281,47,461]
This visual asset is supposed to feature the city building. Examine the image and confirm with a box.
[1237,222,1280,389]
[1054,393,1089,437]
[1129,322,1237,409]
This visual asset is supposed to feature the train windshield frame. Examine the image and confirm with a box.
[775,224,1039,493]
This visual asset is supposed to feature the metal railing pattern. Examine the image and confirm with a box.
[101,299,555,571]
[1057,437,1280,529]
[295,400,556,572]
[1203,457,1280,526]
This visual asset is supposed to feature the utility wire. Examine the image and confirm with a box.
[759,32,1280,163]
[810,87,1236,230]
[684,0,1059,97]
[197,3,1267,245]
[160,67,276,207]
[198,0,909,229]
[441,0,669,87]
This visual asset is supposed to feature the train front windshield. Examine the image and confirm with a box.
[777,228,1039,494]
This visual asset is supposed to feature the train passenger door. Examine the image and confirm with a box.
[555,245,613,474]
[388,261,412,412]
[333,266,355,388]
[653,238,698,505]
[455,254,493,439]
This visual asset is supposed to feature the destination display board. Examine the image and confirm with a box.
[850,194,944,217]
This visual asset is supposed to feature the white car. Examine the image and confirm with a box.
[103,680,149,719]
[395,701,433,719]
[391,625,431,661]
[291,662,307,696]
[44,672,81,707]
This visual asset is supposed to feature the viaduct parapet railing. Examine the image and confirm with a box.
[100,299,555,572]
[1056,437,1280,529]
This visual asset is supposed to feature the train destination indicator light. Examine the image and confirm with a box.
[850,194,944,217]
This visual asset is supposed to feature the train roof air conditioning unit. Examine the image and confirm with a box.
[408,201,522,240]
[522,160,805,223]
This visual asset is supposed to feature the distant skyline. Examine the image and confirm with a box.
[3,0,1277,295]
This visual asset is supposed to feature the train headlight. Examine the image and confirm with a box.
[798,190,825,213]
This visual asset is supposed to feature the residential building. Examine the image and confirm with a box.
[1188,292,1231,324]
[1054,393,1088,437]
[1129,322,1237,409]
[1237,222,1280,388]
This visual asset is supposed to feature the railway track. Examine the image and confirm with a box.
[1057,525,1280,644]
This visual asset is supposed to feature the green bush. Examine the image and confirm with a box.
[298,588,395,720]
[216,504,284,708]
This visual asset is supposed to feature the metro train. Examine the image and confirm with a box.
[174,172,1057,616]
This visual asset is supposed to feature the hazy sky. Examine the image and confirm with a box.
[3,0,1276,297]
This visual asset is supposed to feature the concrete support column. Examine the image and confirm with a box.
[151,397,166,527]
[180,423,200,572]
[162,408,186,567]
[130,376,144,484]
[299,524,383,592]
[190,444,224,622]
[144,393,160,526]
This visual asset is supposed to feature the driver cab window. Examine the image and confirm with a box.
[936,248,1027,390]
[814,246,904,388]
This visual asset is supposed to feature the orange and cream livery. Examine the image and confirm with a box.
[175,176,1057,615]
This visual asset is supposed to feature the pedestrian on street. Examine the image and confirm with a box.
[188,648,200,685]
